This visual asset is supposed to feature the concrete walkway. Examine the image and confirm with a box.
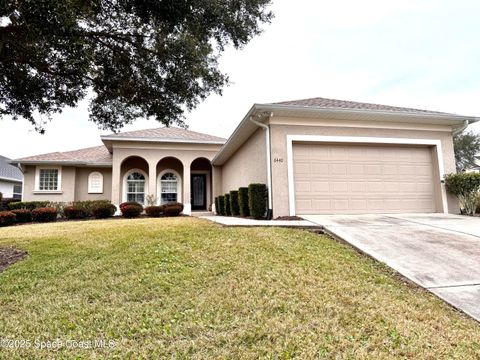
[200,215,317,227]
[303,213,480,322]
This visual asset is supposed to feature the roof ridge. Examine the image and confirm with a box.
[271,96,452,116]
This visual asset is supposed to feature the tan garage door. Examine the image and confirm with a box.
[293,143,437,214]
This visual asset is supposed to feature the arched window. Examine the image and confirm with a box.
[88,171,103,193]
[126,171,146,204]
[160,172,178,203]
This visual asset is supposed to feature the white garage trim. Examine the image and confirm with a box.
[286,135,447,216]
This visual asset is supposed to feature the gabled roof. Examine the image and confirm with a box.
[274,97,452,116]
[212,97,479,166]
[0,155,23,181]
[13,146,112,166]
[101,127,226,143]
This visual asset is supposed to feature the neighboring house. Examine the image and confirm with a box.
[0,155,23,200]
[11,97,479,216]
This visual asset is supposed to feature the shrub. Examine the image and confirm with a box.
[248,183,267,219]
[224,193,231,216]
[145,206,162,217]
[72,200,111,217]
[63,206,87,220]
[121,204,143,218]
[0,211,16,227]
[9,201,49,211]
[218,196,225,216]
[161,202,184,217]
[31,207,57,222]
[120,202,143,212]
[476,192,480,214]
[444,173,480,215]
[214,197,220,215]
[11,209,32,223]
[92,203,116,219]
[238,187,250,217]
[230,190,240,216]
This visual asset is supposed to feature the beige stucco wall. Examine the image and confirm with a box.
[269,119,458,217]
[111,141,221,212]
[220,128,267,195]
[22,165,77,203]
[74,167,112,201]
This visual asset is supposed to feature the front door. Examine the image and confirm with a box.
[191,174,207,211]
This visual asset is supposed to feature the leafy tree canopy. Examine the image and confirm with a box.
[453,130,480,172]
[0,0,272,133]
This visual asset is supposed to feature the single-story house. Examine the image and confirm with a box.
[11,97,479,216]
[0,155,23,200]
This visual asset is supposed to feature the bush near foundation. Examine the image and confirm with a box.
[11,209,32,223]
[248,183,267,219]
[218,196,225,216]
[92,203,117,219]
[121,204,143,218]
[9,201,49,211]
[63,206,87,220]
[444,173,480,215]
[0,211,16,227]
[161,202,184,217]
[224,193,231,216]
[238,187,250,217]
[72,200,112,217]
[31,207,57,222]
[214,197,220,215]
[145,206,162,217]
[230,190,240,216]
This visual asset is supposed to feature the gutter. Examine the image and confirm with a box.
[452,119,470,135]
[100,136,225,145]
[249,112,273,218]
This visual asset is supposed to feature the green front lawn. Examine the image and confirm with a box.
[0,218,478,358]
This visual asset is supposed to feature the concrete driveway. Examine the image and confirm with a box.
[302,213,480,322]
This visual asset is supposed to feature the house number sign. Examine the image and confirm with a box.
[273,158,284,163]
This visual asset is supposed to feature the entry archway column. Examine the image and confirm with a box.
[183,162,191,215]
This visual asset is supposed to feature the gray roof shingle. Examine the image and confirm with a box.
[273,97,452,116]
[14,146,112,164]
[103,127,226,142]
[0,155,23,181]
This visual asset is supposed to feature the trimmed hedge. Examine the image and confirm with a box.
[145,206,162,217]
[92,203,116,219]
[214,197,220,215]
[9,201,49,211]
[230,190,240,216]
[238,187,250,217]
[11,209,32,223]
[121,204,143,218]
[63,206,87,220]
[224,193,231,216]
[218,196,225,216]
[72,200,112,217]
[0,211,16,227]
[248,183,267,219]
[161,202,184,217]
[444,173,480,215]
[31,207,57,222]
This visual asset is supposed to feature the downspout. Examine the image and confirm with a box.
[249,112,273,218]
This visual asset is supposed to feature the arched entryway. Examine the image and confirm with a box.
[157,157,184,204]
[190,157,212,211]
[120,156,149,205]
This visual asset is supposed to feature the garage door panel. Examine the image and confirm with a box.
[293,143,437,214]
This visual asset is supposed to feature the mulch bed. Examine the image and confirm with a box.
[0,247,27,272]
[275,216,304,221]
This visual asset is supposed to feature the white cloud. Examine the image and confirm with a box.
[1,0,479,159]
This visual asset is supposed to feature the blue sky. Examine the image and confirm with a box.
[1,0,479,159]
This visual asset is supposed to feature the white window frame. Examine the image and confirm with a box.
[88,171,104,194]
[34,166,62,193]
[158,169,182,204]
[286,135,448,216]
[12,183,22,200]
[123,168,148,205]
